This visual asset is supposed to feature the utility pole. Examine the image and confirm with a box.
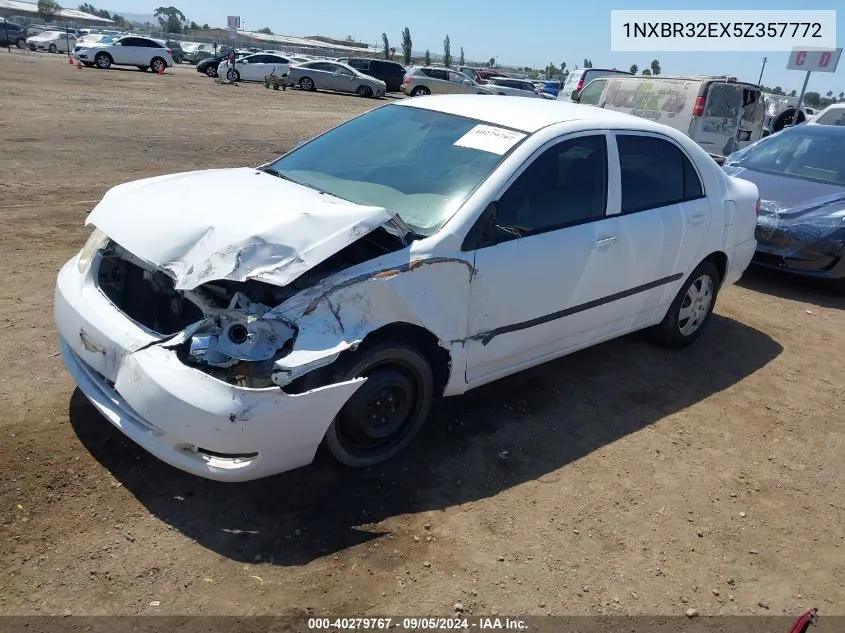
[757,56,767,85]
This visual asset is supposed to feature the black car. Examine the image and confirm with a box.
[196,54,225,77]
[0,20,28,49]
[336,57,406,92]
[724,125,845,289]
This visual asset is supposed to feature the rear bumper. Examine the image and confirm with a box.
[724,237,757,286]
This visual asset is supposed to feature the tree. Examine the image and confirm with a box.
[789,89,797,97]
[154,6,187,34]
[488,57,495,68]
[650,59,661,75]
[629,64,638,75]
[827,90,833,97]
[442,34,451,68]
[424,49,431,66]
[583,58,592,68]
[804,91,821,107]
[772,86,784,95]
[382,33,390,60]
[840,91,844,101]
[257,27,273,34]
[202,23,209,29]
[113,14,127,27]
[545,62,559,77]
[459,46,465,66]
[642,68,651,75]
[401,27,412,66]
[37,0,61,21]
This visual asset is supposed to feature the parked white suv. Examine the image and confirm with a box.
[218,53,292,82]
[73,35,174,72]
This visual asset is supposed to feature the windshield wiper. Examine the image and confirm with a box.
[257,166,294,182]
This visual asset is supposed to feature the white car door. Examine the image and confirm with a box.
[608,131,712,330]
[109,37,133,64]
[465,132,641,385]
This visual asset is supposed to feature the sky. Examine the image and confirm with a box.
[100,0,844,96]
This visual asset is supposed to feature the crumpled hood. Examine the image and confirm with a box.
[723,165,845,248]
[86,168,395,290]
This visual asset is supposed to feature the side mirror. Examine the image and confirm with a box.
[571,91,581,103]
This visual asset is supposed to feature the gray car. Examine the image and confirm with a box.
[288,61,386,98]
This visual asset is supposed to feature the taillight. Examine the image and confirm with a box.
[402,74,412,84]
[693,96,705,117]
[575,79,584,93]
[755,198,761,216]
[166,48,172,55]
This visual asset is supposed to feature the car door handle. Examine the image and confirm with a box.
[593,236,617,248]
[689,212,706,224]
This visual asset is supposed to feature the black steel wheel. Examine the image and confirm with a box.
[324,342,434,468]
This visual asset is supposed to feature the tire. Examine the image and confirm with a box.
[410,86,430,97]
[355,85,372,98]
[16,38,25,49]
[172,55,183,64]
[150,57,166,73]
[94,52,111,69]
[648,260,720,348]
[137,65,149,72]
[205,65,217,77]
[299,76,315,91]
[226,68,239,82]
[323,342,434,468]
[48,43,57,53]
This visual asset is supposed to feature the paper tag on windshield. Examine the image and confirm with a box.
[454,124,526,155]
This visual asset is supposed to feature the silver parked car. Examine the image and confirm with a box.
[288,61,386,98]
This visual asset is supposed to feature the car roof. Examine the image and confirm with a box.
[782,122,845,136]
[394,94,669,133]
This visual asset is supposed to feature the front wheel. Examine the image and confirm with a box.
[648,260,720,347]
[48,43,57,53]
[16,38,25,49]
[205,65,217,77]
[94,52,111,69]
[323,342,434,468]
[226,68,239,82]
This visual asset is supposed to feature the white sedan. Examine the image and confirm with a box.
[54,96,759,482]
[218,52,292,82]
[26,30,77,53]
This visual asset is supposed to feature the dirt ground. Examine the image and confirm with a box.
[0,50,843,618]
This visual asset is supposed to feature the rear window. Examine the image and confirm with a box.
[583,69,630,84]
[371,60,403,74]
[703,83,742,118]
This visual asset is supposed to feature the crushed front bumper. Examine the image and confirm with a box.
[54,257,364,482]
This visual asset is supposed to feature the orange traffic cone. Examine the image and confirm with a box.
[157,65,165,75]
[76,60,82,70]
[68,55,73,65]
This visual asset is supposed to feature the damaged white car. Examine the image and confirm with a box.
[55,95,759,482]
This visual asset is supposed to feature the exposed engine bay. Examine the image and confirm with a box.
[95,226,408,388]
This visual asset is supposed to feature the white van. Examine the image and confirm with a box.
[556,67,632,102]
[575,75,766,157]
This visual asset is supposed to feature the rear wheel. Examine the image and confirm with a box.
[299,76,315,91]
[323,342,434,468]
[150,57,166,73]
[355,85,372,98]
[648,260,720,347]
[410,86,430,97]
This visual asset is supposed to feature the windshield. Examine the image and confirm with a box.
[738,130,845,185]
[268,105,524,235]
[815,108,845,126]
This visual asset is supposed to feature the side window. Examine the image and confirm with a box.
[496,135,608,237]
[448,71,466,83]
[578,80,606,105]
[616,135,704,213]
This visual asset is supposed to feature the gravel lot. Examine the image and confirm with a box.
[0,51,843,618]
